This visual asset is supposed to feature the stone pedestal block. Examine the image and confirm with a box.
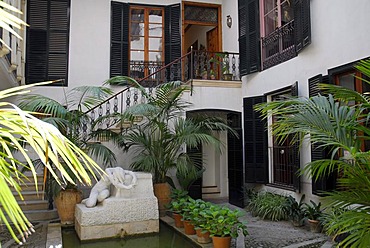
[75,172,159,241]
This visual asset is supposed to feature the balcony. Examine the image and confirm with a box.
[127,50,240,87]
[261,20,296,70]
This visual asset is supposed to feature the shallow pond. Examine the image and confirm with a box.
[62,222,199,248]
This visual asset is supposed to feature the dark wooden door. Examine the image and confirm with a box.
[227,112,244,207]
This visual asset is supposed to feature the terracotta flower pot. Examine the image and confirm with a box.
[183,220,196,235]
[54,189,82,225]
[212,236,232,248]
[153,183,171,217]
[196,229,211,244]
[308,219,322,233]
[173,212,184,228]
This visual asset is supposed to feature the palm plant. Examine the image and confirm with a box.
[255,59,370,247]
[18,84,117,190]
[0,82,103,245]
[106,78,237,185]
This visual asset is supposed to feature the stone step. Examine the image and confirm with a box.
[13,191,45,201]
[202,186,220,194]
[17,200,50,211]
[20,173,45,183]
[24,209,59,223]
[17,182,44,192]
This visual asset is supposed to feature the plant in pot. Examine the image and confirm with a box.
[167,190,190,228]
[284,194,306,227]
[181,197,198,235]
[215,52,233,81]
[106,78,237,216]
[304,200,323,233]
[19,85,117,225]
[190,200,212,244]
[202,205,248,248]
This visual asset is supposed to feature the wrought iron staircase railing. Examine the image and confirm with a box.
[82,48,240,138]
[82,50,193,137]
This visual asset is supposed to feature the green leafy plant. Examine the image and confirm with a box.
[304,200,323,220]
[284,194,306,226]
[215,52,231,75]
[0,82,102,244]
[255,59,370,247]
[167,197,190,214]
[248,192,288,221]
[201,205,248,238]
[19,85,116,194]
[105,78,237,185]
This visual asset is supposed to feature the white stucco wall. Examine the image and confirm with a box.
[241,0,370,199]
[221,0,239,53]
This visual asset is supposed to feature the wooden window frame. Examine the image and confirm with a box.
[129,6,165,63]
[259,0,293,38]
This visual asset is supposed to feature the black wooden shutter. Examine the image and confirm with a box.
[165,4,181,65]
[244,96,268,183]
[290,81,301,190]
[308,74,335,195]
[294,0,311,53]
[238,0,260,76]
[227,113,244,207]
[26,0,70,86]
[110,2,129,77]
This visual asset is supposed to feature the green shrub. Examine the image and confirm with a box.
[248,192,288,221]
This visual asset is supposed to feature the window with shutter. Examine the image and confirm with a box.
[238,0,311,74]
[111,2,179,82]
[264,82,300,190]
[26,0,70,86]
[238,0,260,76]
[244,96,268,183]
[110,2,129,77]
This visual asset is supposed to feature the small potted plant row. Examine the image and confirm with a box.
[167,191,248,248]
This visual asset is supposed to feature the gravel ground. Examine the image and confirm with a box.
[1,222,48,248]
[209,200,329,248]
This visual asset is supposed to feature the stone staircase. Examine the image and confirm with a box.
[12,172,58,223]
[202,185,221,199]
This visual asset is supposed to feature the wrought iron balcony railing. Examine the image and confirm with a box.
[261,20,296,70]
[128,50,240,84]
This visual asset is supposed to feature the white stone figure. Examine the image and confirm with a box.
[81,167,137,208]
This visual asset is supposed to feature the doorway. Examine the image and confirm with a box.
[182,2,222,58]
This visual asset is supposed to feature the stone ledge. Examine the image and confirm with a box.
[75,219,159,241]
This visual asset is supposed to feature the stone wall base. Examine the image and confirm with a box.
[75,219,159,241]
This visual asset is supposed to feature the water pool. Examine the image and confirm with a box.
[62,222,199,248]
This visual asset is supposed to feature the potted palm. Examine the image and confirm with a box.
[285,195,306,227]
[304,200,323,233]
[107,78,237,216]
[202,205,248,248]
[19,85,116,224]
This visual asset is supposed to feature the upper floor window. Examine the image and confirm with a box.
[260,0,295,70]
[238,0,310,75]
[26,0,70,86]
[110,2,180,80]
[262,0,294,36]
[130,7,164,63]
